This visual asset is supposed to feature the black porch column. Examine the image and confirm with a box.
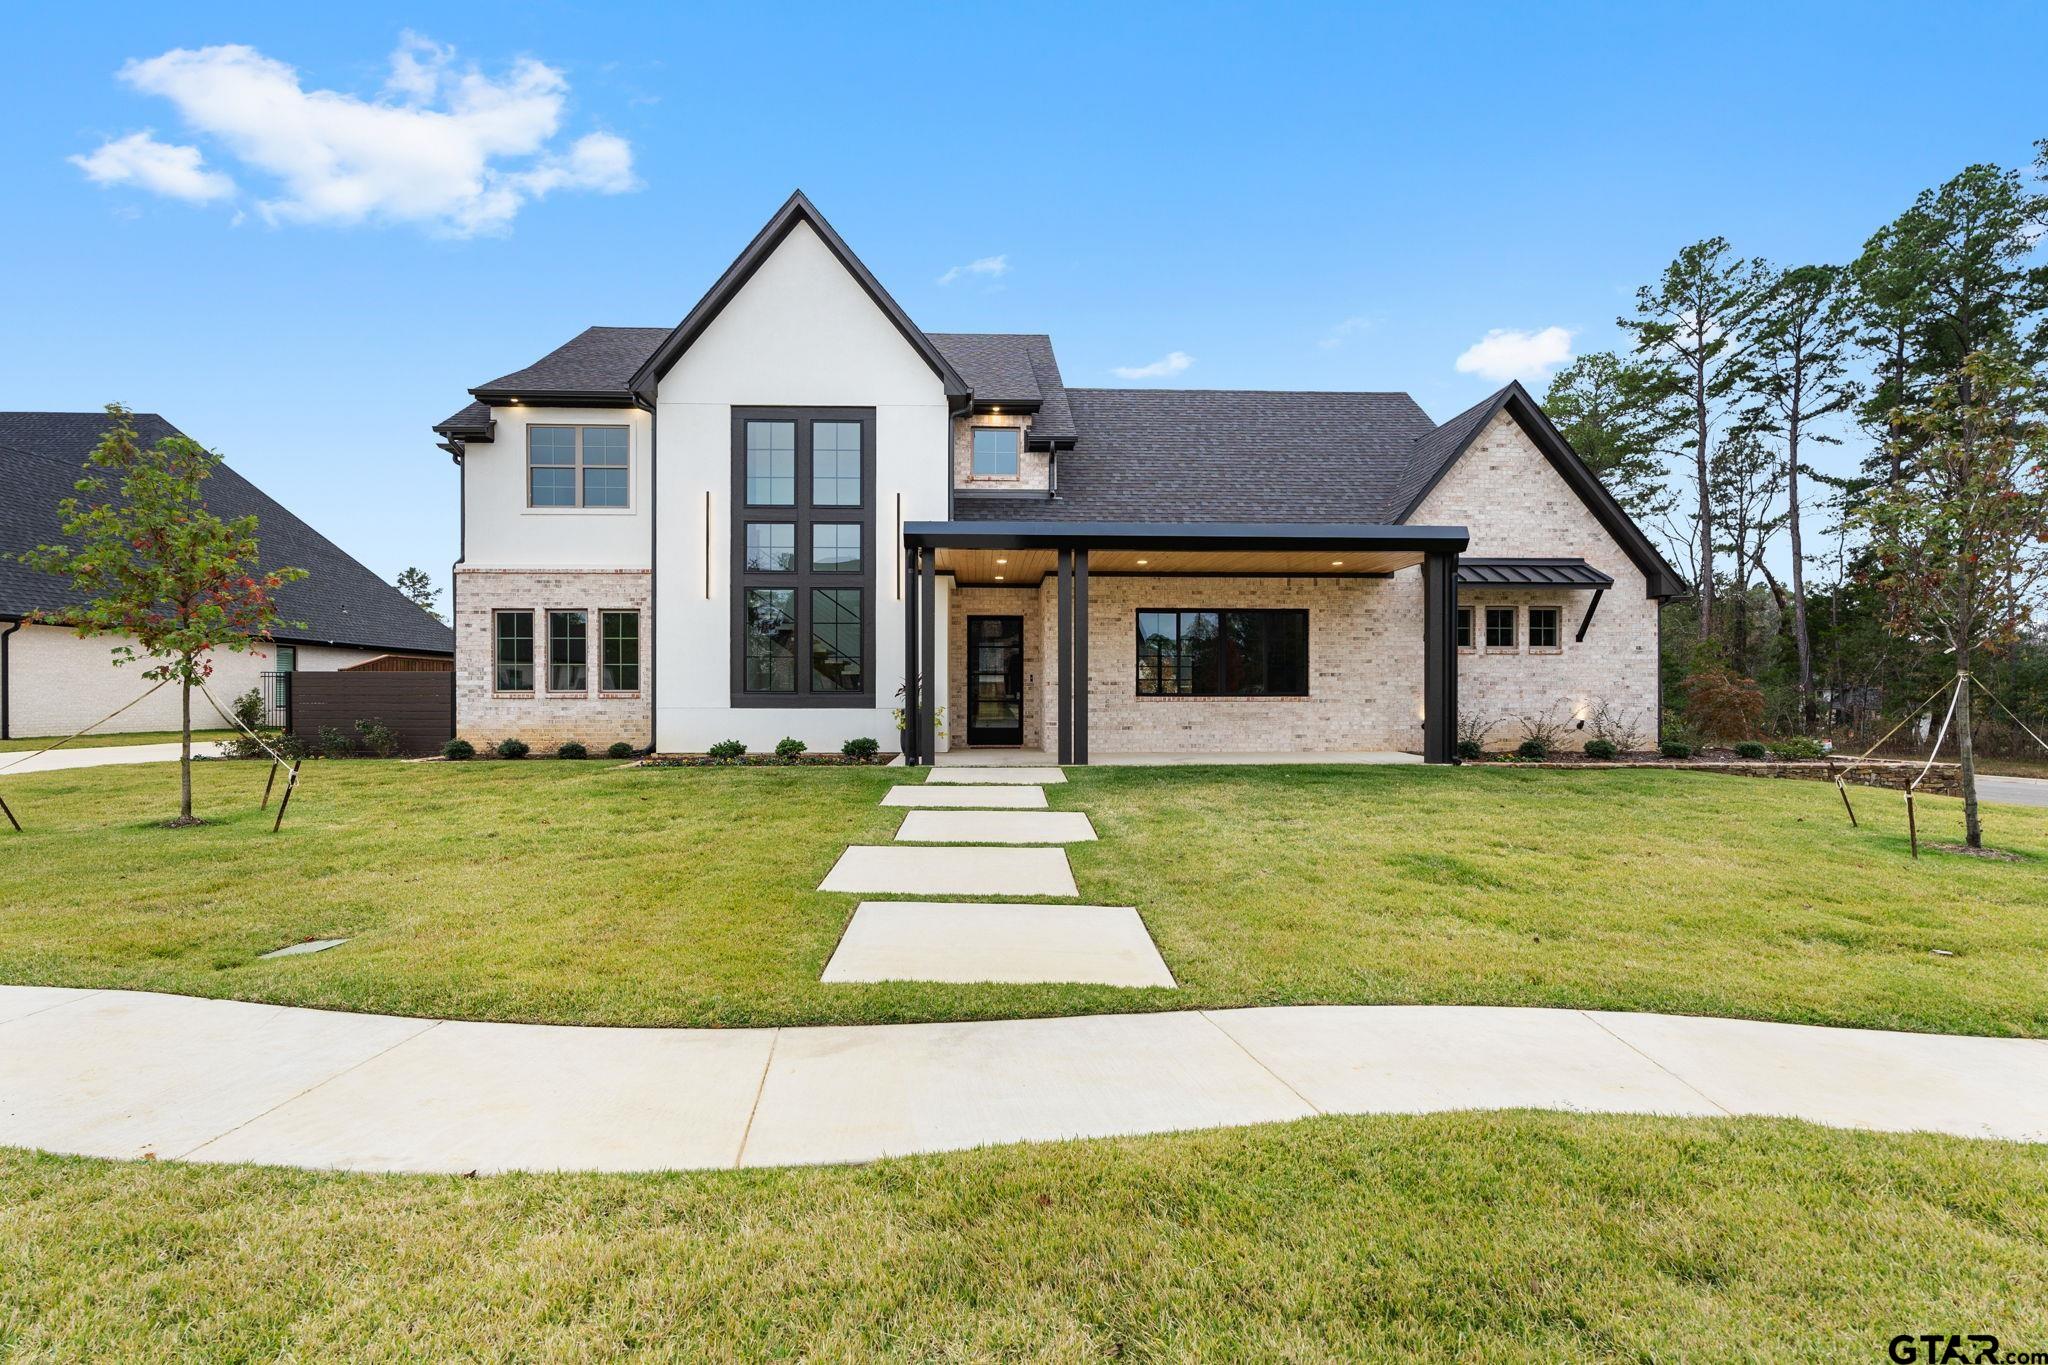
[1073,549,1089,765]
[919,548,938,767]
[1055,548,1073,764]
[902,545,921,764]
[1422,551,1458,764]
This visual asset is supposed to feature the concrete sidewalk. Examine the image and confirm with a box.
[0,742,196,777]
[3,986,2044,1174]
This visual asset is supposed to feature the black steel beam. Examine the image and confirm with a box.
[1055,548,1073,765]
[1575,587,1605,642]
[1422,551,1458,764]
[902,546,920,763]
[919,549,937,767]
[903,520,1469,555]
[1073,549,1089,765]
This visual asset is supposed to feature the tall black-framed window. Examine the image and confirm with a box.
[548,610,587,692]
[1135,609,1309,697]
[495,610,534,692]
[731,408,875,706]
[601,611,640,691]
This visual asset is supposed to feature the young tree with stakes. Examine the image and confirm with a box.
[20,408,304,826]
[1856,352,2048,850]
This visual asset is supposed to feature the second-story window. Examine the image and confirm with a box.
[529,425,630,509]
[972,427,1020,478]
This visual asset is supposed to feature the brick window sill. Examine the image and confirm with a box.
[1529,647,1564,656]
[598,692,643,700]
[494,692,535,700]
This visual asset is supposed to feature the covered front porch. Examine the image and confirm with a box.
[899,521,1469,766]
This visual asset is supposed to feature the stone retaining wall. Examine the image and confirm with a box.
[1498,758,1964,797]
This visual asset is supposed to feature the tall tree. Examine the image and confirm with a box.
[1847,213,1933,486]
[1749,264,1860,728]
[1856,352,2048,849]
[1542,351,1680,521]
[1707,427,1786,676]
[1621,238,1770,643]
[396,566,443,622]
[20,408,303,825]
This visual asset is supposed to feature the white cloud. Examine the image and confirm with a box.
[1318,316,1372,349]
[69,130,235,203]
[1453,326,1574,383]
[73,35,638,235]
[938,254,1008,285]
[1111,350,1195,381]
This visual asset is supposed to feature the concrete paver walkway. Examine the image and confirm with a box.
[821,903,1175,987]
[880,785,1048,809]
[5,987,2045,1173]
[820,845,1080,897]
[894,810,1096,844]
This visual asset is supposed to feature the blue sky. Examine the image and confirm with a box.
[4,1,2043,590]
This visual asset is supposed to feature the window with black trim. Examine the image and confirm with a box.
[1456,606,1473,650]
[495,610,533,691]
[1135,610,1309,696]
[548,610,587,692]
[972,427,1020,478]
[601,611,640,691]
[1484,606,1516,649]
[732,409,875,705]
[1528,606,1561,649]
[529,425,630,508]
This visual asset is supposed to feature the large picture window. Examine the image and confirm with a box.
[1135,609,1309,697]
[529,425,630,508]
[732,409,875,705]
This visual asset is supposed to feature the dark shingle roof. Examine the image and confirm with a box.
[472,326,672,399]
[0,413,453,655]
[954,387,1437,523]
[928,334,1077,445]
[434,400,494,439]
[1388,384,1514,517]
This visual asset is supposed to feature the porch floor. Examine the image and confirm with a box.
[931,748,1424,767]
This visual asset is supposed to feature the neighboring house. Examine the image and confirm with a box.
[434,192,1682,762]
[1,412,453,739]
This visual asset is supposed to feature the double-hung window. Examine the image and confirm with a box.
[601,611,640,691]
[971,427,1020,478]
[548,610,587,692]
[528,425,630,508]
[495,611,534,691]
[1484,606,1517,649]
[1135,610,1309,696]
[733,409,875,705]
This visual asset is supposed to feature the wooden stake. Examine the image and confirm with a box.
[271,763,300,833]
[0,791,19,832]
[1835,777,1858,827]
[261,759,280,809]
[1905,790,1919,859]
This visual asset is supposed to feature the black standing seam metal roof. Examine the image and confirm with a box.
[0,413,454,655]
[1455,558,1614,588]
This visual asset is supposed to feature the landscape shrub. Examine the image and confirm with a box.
[495,738,530,760]
[1455,737,1483,761]
[774,736,808,763]
[708,739,747,762]
[1734,740,1768,759]
[1769,735,1826,760]
[606,741,635,760]
[274,734,315,762]
[1513,699,1575,757]
[841,736,881,762]
[442,738,476,761]
[354,718,401,759]
[1455,710,1501,756]
[556,741,588,760]
[1681,665,1766,742]
[1660,740,1693,759]
[224,688,270,758]
[1515,737,1551,760]
[1585,699,1647,755]
[318,726,356,759]
[1582,738,1618,761]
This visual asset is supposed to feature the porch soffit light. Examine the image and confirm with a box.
[1331,560,1345,567]
[1135,558,1149,565]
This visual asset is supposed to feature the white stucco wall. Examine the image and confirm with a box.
[651,220,953,751]
[1412,410,1662,751]
[460,405,653,572]
[4,624,372,738]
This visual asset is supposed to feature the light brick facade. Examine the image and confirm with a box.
[454,568,652,751]
[950,411,1052,491]
[946,584,1046,751]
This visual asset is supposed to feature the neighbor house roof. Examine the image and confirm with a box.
[0,413,454,655]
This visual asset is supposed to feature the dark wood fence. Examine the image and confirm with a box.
[291,672,453,756]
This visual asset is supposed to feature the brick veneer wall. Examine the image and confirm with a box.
[1412,410,1663,752]
[951,411,1052,492]
[454,568,652,750]
[946,584,1045,751]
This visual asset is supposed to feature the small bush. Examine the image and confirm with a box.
[1582,738,1618,761]
[557,741,589,760]
[775,736,808,763]
[1768,736,1825,760]
[496,738,530,760]
[442,738,476,761]
[841,736,881,762]
[355,718,401,759]
[1455,737,1483,761]
[318,726,356,759]
[1660,740,1693,759]
[1585,699,1647,755]
[1513,699,1575,758]
[606,741,635,760]
[1733,740,1768,760]
[1515,737,1551,760]
[274,734,315,762]
[1456,711,1502,754]
[225,688,271,758]
[707,739,747,762]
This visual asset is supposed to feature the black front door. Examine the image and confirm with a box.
[966,615,1024,746]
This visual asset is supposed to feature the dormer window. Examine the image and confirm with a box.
[972,426,1020,478]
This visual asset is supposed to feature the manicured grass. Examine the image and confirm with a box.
[0,728,236,753]
[1,759,2045,1033]
[3,1113,2045,1358]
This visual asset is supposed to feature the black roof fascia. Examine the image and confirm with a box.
[1398,382,1687,599]
[629,191,970,406]
[905,520,1469,554]
[468,388,640,409]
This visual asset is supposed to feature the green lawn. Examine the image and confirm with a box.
[1,758,2044,1034]
[3,1112,2044,1358]
[0,728,236,753]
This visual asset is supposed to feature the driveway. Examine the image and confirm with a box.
[1978,774,2048,809]
[0,742,193,778]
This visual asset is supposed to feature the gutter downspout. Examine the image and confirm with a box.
[450,444,466,744]
[641,393,658,755]
[0,618,19,740]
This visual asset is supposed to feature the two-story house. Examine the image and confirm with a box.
[434,192,1682,763]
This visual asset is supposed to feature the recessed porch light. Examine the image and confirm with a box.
[994,574,1005,581]
[1135,558,1149,566]
[1331,560,1345,567]
[996,557,1008,564]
